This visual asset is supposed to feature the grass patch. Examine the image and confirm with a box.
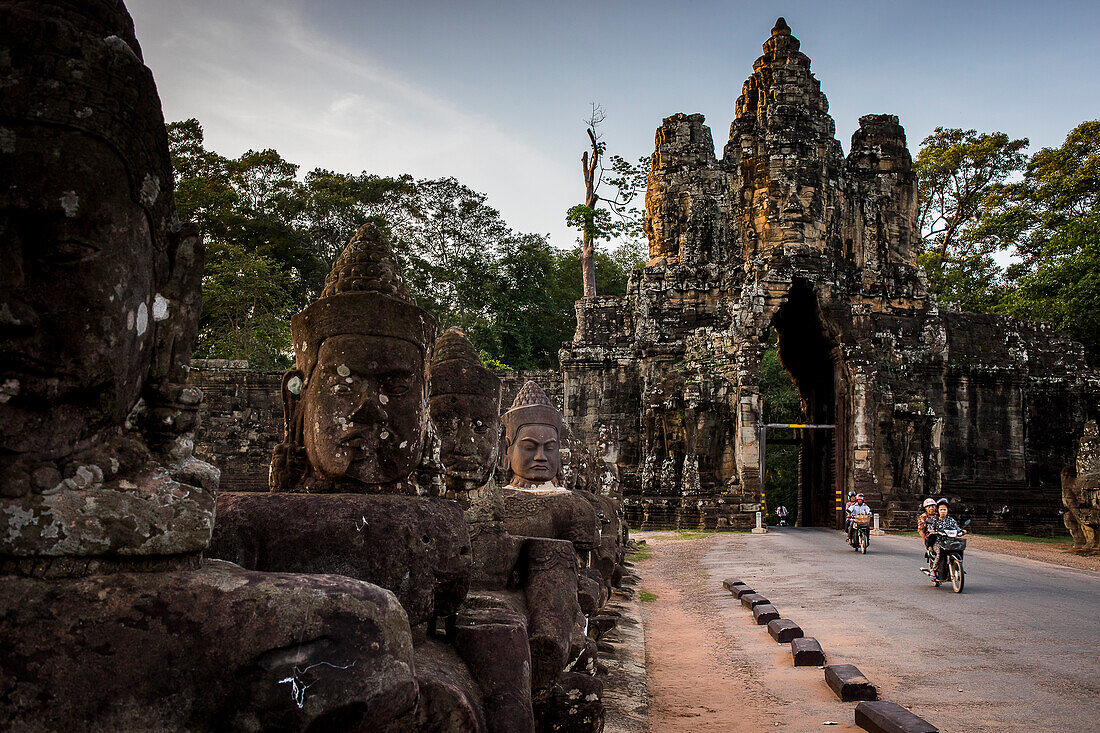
[675,530,718,539]
[972,533,1072,544]
[630,545,654,561]
[639,591,658,602]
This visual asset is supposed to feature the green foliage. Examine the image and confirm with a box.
[916,127,1029,256]
[997,213,1100,364]
[196,243,298,368]
[760,333,801,523]
[168,118,638,369]
[914,120,1100,364]
[639,591,658,602]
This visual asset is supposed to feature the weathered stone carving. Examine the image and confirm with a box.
[1063,419,1100,552]
[561,18,1100,533]
[210,224,470,626]
[0,2,419,728]
[0,0,214,567]
[502,381,600,561]
[270,223,434,494]
[432,327,507,518]
[430,331,605,732]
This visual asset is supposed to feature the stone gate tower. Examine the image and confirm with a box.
[560,19,1097,531]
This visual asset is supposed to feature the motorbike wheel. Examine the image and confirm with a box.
[859,532,868,554]
[949,556,964,593]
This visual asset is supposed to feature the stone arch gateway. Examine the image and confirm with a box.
[559,19,1099,532]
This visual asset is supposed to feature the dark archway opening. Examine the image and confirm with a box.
[771,280,844,528]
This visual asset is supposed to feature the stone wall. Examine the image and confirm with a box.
[187,360,284,492]
[559,19,1100,533]
[189,361,565,492]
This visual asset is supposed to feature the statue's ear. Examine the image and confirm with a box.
[280,369,306,445]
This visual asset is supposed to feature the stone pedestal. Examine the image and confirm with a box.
[0,560,418,731]
[209,492,471,625]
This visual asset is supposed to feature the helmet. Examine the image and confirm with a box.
[848,491,856,497]
[855,493,865,500]
[922,498,937,508]
[936,498,949,506]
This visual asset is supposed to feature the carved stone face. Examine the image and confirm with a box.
[508,424,561,485]
[431,393,499,485]
[0,127,156,458]
[300,334,426,485]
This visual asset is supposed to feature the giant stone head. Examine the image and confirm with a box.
[429,328,501,489]
[0,0,212,564]
[272,223,436,492]
[502,381,565,488]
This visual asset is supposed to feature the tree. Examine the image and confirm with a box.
[914,127,1029,312]
[993,121,1100,364]
[916,127,1029,260]
[167,118,643,370]
[197,244,298,368]
[566,105,649,297]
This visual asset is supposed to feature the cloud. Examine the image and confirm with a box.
[130,0,575,243]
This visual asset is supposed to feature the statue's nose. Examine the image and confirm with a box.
[349,391,388,424]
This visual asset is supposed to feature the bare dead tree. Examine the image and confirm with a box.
[579,104,605,297]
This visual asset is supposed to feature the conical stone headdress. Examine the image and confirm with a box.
[502,381,564,444]
[291,223,436,376]
[430,328,500,400]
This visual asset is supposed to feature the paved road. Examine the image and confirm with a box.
[701,528,1100,732]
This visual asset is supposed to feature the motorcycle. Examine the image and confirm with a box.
[847,513,871,554]
[921,519,971,592]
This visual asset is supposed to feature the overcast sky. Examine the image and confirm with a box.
[128,0,1100,250]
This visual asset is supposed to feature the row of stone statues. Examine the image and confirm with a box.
[208,222,627,730]
[0,1,627,730]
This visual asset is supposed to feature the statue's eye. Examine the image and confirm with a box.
[382,378,411,396]
[37,239,100,266]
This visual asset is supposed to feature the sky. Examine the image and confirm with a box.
[127,0,1100,251]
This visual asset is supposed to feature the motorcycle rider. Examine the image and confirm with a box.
[843,491,857,532]
[847,493,871,545]
[917,498,938,556]
[928,498,965,583]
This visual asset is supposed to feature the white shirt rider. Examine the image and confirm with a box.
[848,501,871,518]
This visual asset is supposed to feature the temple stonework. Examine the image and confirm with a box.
[560,19,1099,532]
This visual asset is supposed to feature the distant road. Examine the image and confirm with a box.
[701,528,1100,732]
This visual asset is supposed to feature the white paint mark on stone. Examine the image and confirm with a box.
[140,174,160,207]
[399,441,408,449]
[337,364,350,377]
[135,302,148,336]
[126,311,135,330]
[286,376,302,395]
[380,430,390,440]
[379,394,389,405]
[60,191,79,217]
[152,294,169,321]
[0,378,19,404]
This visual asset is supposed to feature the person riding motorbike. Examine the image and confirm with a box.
[847,493,871,545]
[916,498,938,554]
[927,498,966,583]
[843,491,857,532]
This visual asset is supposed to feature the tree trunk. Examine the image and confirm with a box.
[581,128,599,298]
[581,234,596,297]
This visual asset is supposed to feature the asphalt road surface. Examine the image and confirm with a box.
[701,528,1100,732]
